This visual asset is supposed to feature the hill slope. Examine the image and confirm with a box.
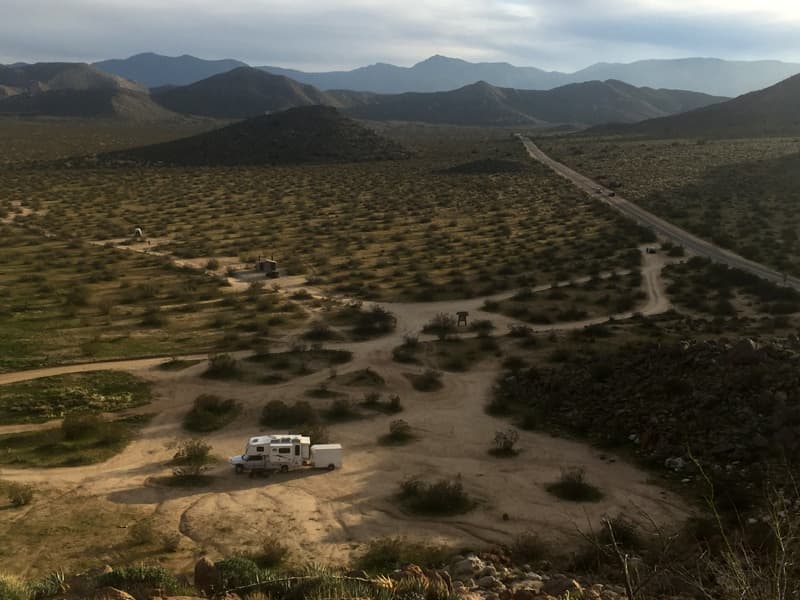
[152,67,368,118]
[0,62,145,94]
[103,105,408,166]
[601,73,800,138]
[94,53,247,88]
[0,62,177,120]
[0,88,177,120]
[345,80,725,126]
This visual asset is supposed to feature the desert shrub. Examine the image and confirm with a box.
[302,423,330,445]
[215,556,264,589]
[97,564,179,599]
[422,313,457,340]
[28,570,68,599]
[184,394,240,432]
[206,258,220,270]
[0,574,29,600]
[260,400,318,427]
[410,369,443,392]
[399,476,474,515]
[61,414,124,446]
[141,305,166,327]
[469,319,495,335]
[251,532,290,568]
[358,536,452,572]
[380,419,414,445]
[387,394,403,414]
[546,468,603,502]
[303,321,338,341]
[3,480,34,507]
[204,353,239,379]
[490,428,520,457]
[511,531,548,563]
[351,305,397,338]
[325,398,358,421]
[171,439,213,477]
[128,519,157,546]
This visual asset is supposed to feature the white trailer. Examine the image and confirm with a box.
[229,435,342,475]
[310,444,343,470]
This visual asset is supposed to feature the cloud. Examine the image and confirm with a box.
[0,0,797,70]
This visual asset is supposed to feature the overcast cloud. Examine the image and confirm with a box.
[0,0,798,70]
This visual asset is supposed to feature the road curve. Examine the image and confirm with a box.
[518,135,800,291]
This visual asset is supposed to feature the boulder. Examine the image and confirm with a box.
[193,557,220,595]
[450,555,484,578]
[478,575,501,589]
[728,338,761,365]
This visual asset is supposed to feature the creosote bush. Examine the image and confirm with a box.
[204,353,240,379]
[358,536,452,572]
[422,313,457,341]
[261,400,318,427]
[380,419,415,445]
[399,476,474,515]
[171,439,214,478]
[489,428,520,457]
[546,468,603,502]
[3,481,34,507]
[184,394,240,432]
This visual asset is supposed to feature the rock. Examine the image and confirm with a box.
[478,575,501,589]
[450,556,484,578]
[512,590,538,600]
[541,576,583,598]
[193,557,220,595]
[94,588,136,600]
[478,565,498,578]
[523,572,542,581]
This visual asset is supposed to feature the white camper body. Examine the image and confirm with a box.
[229,435,342,474]
[229,434,310,473]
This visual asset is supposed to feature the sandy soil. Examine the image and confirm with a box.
[0,245,690,572]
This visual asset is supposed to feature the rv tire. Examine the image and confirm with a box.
[280,465,289,473]
[327,464,335,471]
[235,464,244,474]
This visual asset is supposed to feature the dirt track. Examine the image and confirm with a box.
[0,243,689,572]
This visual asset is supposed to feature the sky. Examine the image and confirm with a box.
[1,0,799,70]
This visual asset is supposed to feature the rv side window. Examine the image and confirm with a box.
[256,446,264,452]
[278,448,291,454]
[294,445,300,456]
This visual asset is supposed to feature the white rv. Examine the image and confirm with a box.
[229,434,342,474]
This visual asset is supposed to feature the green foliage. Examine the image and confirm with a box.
[0,371,151,425]
[399,476,474,515]
[96,564,180,599]
[0,574,28,600]
[28,570,67,599]
[358,537,452,572]
[215,556,265,589]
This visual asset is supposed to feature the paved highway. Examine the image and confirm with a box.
[518,135,800,292]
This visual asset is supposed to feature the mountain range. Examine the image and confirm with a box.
[596,73,800,138]
[146,66,724,126]
[94,53,800,97]
[345,79,725,127]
